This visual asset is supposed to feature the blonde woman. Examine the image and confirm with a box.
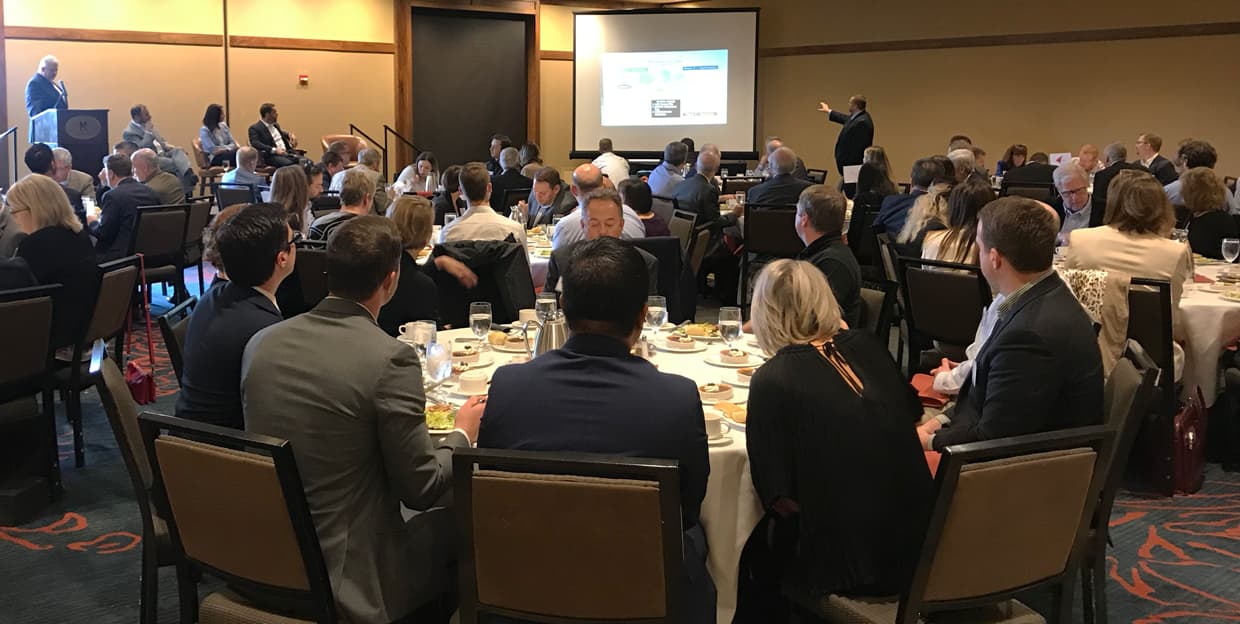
[743,259,932,610]
[9,173,100,348]
[896,155,955,249]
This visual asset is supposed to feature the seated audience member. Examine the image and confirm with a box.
[8,174,99,348]
[221,146,266,188]
[647,140,689,196]
[523,166,576,228]
[331,148,388,215]
[24,143,84,221]
[918,197,1103,451]
[1049,162,1093,244]
[243,216,477,624]
[432,164,465,226]
[997,143,1027,176]
[686,143,721,182]
[132,148,185,206]
[875,157,939,235]
[52,147,96,204]
[1164,139,1232,208]
[311,168,374,241]
[742,259,932,617]
[305,162,324,202]
[1181,167,1238,259]
[676,150,743,305]
[672,149,725,219]
[199,103,239,167]
[439,162,526,247]
[1091,143,1146,217]
[309,151,345,216]
[248,102,300,168]
[394,151,438,193]
[1000,150,1056,186]
[1073,143,1103,177]
[794,185,862,328]
[270,164,310,235]
[753,137,809,180]
[922,175,993,264]
[946,148,977,183]
[477,236,715,623]
[619,178,669,237]
[1135,132,1178,185]
[592,137,630,183]
[122,104,195,188]
[947,135,972,152]
[895,160,954,253]
[857,146,898,198]
[970,145,989,176]
[545,188,659,295]
[746,147,813,206]
[91,154,161,261]
[552,164,645,249]
[488,147,533,212]
[1029,152,1050,164]
[202,204,245,282]
[519,142,544,179]
[320,149,345,188]
[177,203,294,429]
[485,134,512,176]
[377,196,442,334]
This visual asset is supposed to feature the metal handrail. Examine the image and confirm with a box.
[384,125,420,182]
[348,124,387,179]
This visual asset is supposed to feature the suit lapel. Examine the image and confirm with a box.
[972,274,1061,368]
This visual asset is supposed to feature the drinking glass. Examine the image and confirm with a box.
[470,302,493,350]
[1224,239,1240,264]
[411,320,436,363]
[423,341,453,403]
[718,307,742,347]
[646,296,668,337]
[535,292,558,321]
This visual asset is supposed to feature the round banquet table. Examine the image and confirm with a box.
[434,327,764,623]
[1179,263,1240,406]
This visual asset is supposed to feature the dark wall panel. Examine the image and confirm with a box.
[410,9,528,169]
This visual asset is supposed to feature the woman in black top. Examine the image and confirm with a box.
[8,174,100,349]
[378,195,441,334]
[1182,167,1239,259]
[740,259,933,615]
[431,164,466,226]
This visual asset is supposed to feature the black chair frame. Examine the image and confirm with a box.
[157,296,197,384]
[895,255,992,366]
[860,279,897,347]
[0,284,63,500]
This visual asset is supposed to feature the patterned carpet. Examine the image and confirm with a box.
[2,282,1239,622]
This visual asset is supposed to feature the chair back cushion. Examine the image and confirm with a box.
[216,185,257,211]
[743,207,803,257]
[903,266,985,345]
[192,137,211,169]
[85,263,140,344]
[185,199,214,247]
[1001,182,1056,203]
[132,206,189,261]
[923,448,1096,601]
[651,196,675,225]
[668,215,694,251]
[294,247,329,311]
[155,435,310,591]
[0,293,53,385]
[471,470,667,619]
[859,287,886,336]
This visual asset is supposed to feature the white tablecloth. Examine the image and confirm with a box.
[1180,264,1240,405]
[435,328,763,623]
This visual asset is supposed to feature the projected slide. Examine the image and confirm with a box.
[600,49,728,127]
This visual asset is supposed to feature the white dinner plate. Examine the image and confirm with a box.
[704,351,763,368]
[731,373,754,388]
[656,341,709,354]
[451,353,495,370]
[490,341,535,354]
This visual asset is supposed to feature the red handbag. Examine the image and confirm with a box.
[124,254,158,405]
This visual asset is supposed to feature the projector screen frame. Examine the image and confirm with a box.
[569,7,761,163]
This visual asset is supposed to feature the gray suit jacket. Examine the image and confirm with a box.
[241,297,468,623]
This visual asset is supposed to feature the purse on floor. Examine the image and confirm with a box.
[125,254,158,405]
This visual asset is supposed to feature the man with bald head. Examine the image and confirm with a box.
[221,146,266,187]
[123,104,196,192]
[25,55,68,140]
[133,148,186,206]
[746,147,813,205]
[552,163,645,249]
[753,137,810,180]
[673,150,744,305]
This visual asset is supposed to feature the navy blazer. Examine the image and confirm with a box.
[24,73,67,118]
[489,169,533,212]
[933,273,1103,450]
[672,174,731,233]
[92,178,162,261]
[176,281,284,429]
[829,110,874,173]
[746,173,813,207]
[479,334,710,528]
[1144,155,1179,186]
[874,190,925,235]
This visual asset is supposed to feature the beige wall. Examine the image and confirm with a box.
[5,0,224,33]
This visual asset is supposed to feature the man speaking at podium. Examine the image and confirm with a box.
[25,55,69,140]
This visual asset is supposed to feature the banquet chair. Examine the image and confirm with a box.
[739,202,801,292]
[93,345,196,624]
[294,245,329,312]
[847,194,884,280]
[897,257,992,365]
[1123,278,1179,495]
[320,134,366,166]
[721,177,763,196]
[668,211,695,253]
[859,280,897,347]
[53,255,140,468]
[213,182,259,211]
[789,426,1111,624]
[139,412,337,624]
[688,229,711,276]
[0,284,61,517]
[806,169,829,185]
[1080,341,1158,624]
[130,204,191,304]
[192,137,227,196]
[452,447,684,623]
[876,234,911,369]
[632,236,697,324]
[310,190,341,221]
[651,195,678,226]
[182,197,214,296]
[503,188,531,215]
[999,181,1057,203]
[157,296,197,384]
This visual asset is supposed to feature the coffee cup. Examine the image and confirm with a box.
[398,322,418,338]
[704,411,724,440]
[458,371,488,395]
[518,308,539,325]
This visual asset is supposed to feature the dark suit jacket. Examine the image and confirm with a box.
[1143,155,1178,186]
[1090,161,1149,227]
[17,226,99,349]
[799,235,862,330]
[92,178,161,261]
[176,281,283,429]
[24,73,66,118]
[671,174,732,233]
[241,297,468,623]
[1000,162,1056,186]
[544,239,659,294]
[431,192,465,226]
[746,173,813,207]
[247,120,292,159]
[828,110,874,173]
[0,257,36,290]
[874,190,925,235]
[489,169,533,212]
[377,252,439,334]
[525,186,576,228]
[932,273,1103,450]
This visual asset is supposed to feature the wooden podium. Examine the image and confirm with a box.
[30,108,109,175]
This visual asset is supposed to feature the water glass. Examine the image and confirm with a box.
[424,342,453,402]
[535,292,558,321]
[718,307,742,347]
[470,302,492,350]
[411,320,436,361]
[1224,239,1240,264]
[646,296,668,336]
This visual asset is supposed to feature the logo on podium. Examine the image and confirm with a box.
[65,115,102,141]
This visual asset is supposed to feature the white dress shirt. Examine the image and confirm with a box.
[592,152,630,183]
[265,121,287,152]
[439,203,527,248]
[551,205,646,250]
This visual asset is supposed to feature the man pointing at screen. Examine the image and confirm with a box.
[818,95,874,179]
